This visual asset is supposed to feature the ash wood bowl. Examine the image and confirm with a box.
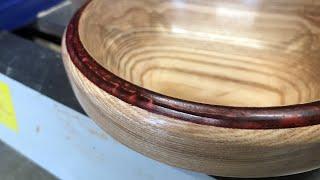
[62,0,320,177]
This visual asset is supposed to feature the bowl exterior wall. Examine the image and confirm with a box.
[62,35,320,178]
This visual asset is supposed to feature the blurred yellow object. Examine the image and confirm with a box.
[0,81,18,132]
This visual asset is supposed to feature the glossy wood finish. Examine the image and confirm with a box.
[63,42,320,177]
[80,0,320,107]
[67,0,320,129]
[62,0,320,177]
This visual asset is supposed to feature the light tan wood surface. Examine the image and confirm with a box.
[63,39,320,178]
[62,0,320,177]
[79,0,320,107]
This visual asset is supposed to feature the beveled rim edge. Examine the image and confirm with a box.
[65,1,320,129]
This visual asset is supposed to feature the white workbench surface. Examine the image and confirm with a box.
[0,73,214,180]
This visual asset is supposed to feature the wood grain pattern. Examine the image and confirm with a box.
[79,0,320,107]
[62,0,320,177]
[66,0,320,129]
[62,39,320,177]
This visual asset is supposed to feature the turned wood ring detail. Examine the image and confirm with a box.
[66,2,320,129]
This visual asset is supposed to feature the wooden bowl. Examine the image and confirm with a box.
[62,0,320,177]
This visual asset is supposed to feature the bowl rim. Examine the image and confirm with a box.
[65,1,320,129]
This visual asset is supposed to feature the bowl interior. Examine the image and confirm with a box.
[79,0,320,107]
